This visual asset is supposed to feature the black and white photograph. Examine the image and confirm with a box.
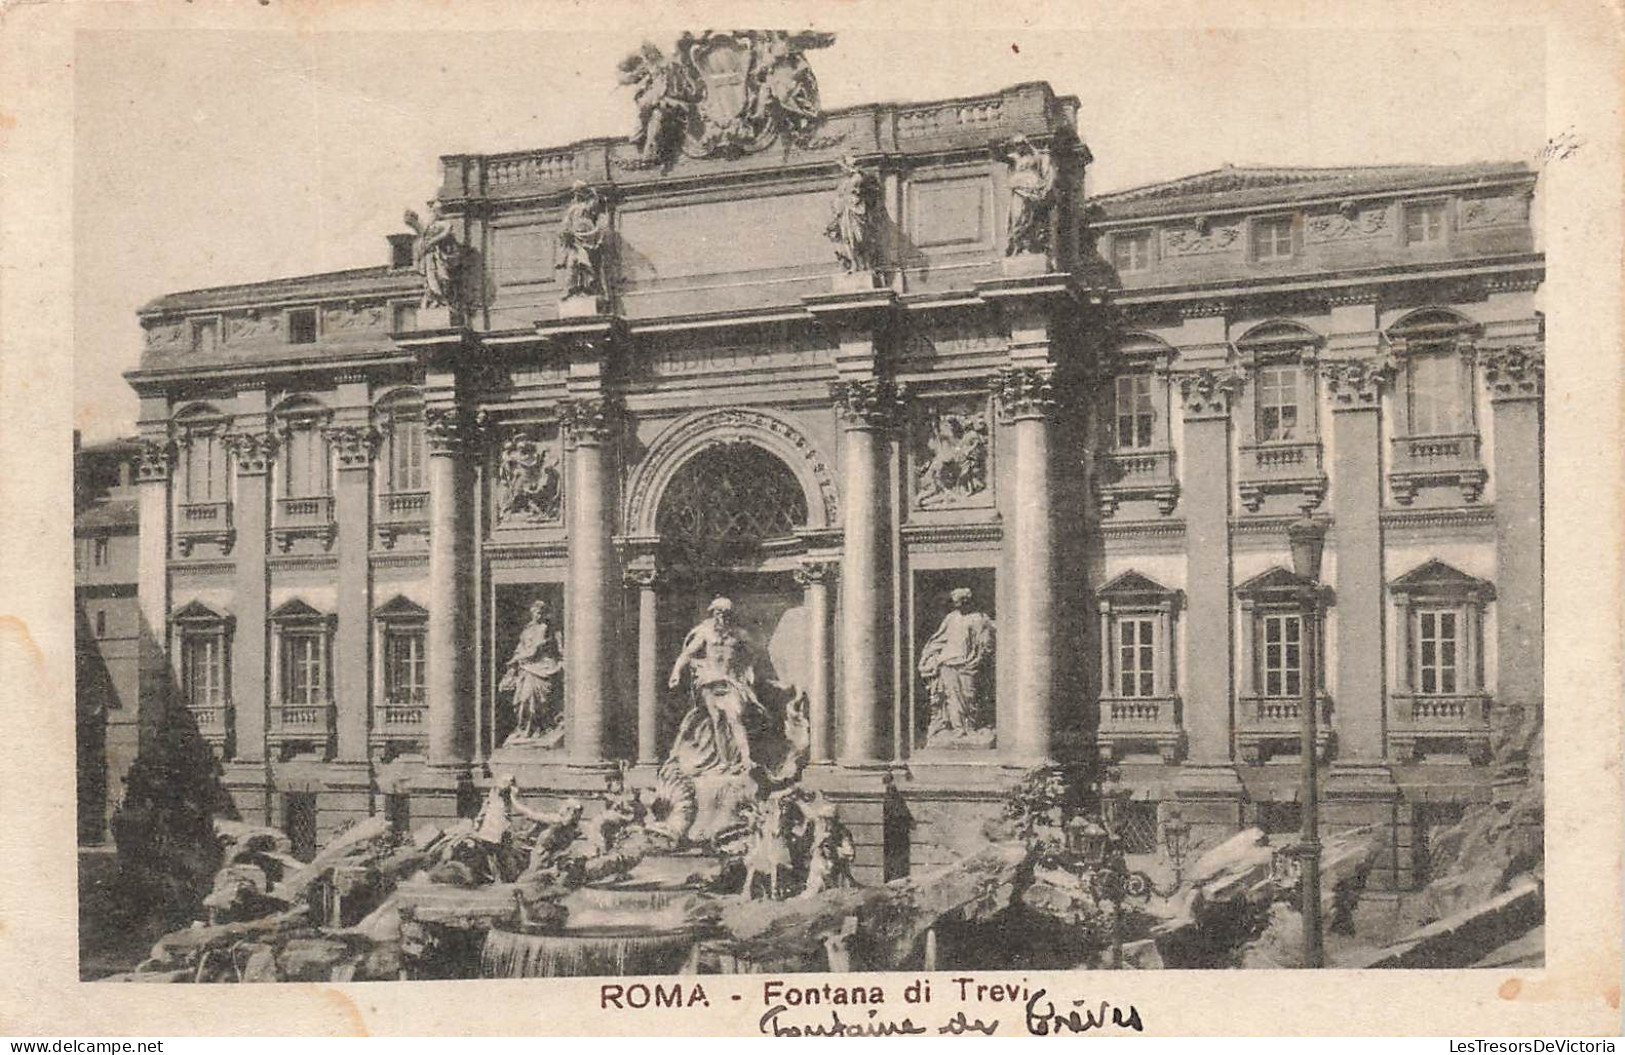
[4,0,1619,1038]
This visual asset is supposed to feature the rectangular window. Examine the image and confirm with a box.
[95,610,107,638]
[1407,353,1462,436]
[384,625,427,706]
[388,419,426,493]
[287,308,318,345]
[1111,230,1152,273]
[1261,613,1303,698]
[391,302,418,333]
[1417,609,1459,695]
[1256,364,1303,442]
[184,434,225,502]
[282,632,327,707]
[190,318,219,356]
[181,634,225,708]
[1117,617,1156,698]
[92,537,110,567]
[1114,374,1157,450]
[284,427,329,497]
[1405,201,1447,245]
[1252,216,1294,261]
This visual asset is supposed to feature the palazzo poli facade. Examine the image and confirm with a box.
[124,56,1543,885]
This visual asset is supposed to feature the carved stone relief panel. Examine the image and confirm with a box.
[1458,193,1532,229]
[493,424,564,526]
[911,397,992,511]
[1305,204,1390,242]
[1163,222,1242,256]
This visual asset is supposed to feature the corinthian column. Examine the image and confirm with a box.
[624,558,662,765]
[563,396,617,764]
[425,406,474,767]
[998,367,1060,763]
[794,558,839,764]
[831,379,899,765]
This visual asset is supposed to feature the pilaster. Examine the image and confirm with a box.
[326,392,377,765]
[225,388,272,764]
[1174,363,1246,803]
[1483,345,1544,795]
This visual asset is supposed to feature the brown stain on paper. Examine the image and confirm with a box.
[1496,972,1622,1010]
[0,616,44,672]
[321,987,370,1037]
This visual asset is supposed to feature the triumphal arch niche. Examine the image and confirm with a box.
[386,38,1094,874]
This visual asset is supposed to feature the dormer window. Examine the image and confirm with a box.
[1111,230,1153,273]
[1405,201,1447,245]
[1251,215,1295,261]
[287,308,318,345]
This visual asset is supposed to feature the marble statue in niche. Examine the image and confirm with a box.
[918,587,996,747]
[499,599,565,748]
[496,429,562,524]
[1001,132,1057,257]
[556,181,611,302]
[403,200,465,312]
[825,155,883,274]
[665,597,764,776]
[915,405,989,508]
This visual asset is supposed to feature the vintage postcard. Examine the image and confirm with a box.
[0,0,1620,1037]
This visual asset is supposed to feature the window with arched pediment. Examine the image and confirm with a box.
[173,403,230,503]
[655,443,807,560]
[273,396,332,499]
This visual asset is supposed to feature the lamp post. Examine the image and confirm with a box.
[1161,807,1192,889]
[1287,515,1327,969]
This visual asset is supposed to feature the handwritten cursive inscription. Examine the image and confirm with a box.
[1024,989,1144,1036]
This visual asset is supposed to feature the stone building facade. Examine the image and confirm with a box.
[122,77,1543,886]
[74,435,145,844]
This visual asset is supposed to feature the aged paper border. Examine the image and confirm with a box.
[2,0,1619,1037]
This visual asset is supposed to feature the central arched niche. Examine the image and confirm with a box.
[650,440,813,723]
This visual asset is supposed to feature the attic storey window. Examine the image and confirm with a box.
[288,308,318,345]
[1405,201,1447,245]
[1111,230,1153,273]
[190,318,219,356]
[1251,216,1294,261]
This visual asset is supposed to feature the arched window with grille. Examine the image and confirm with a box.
[655,443,808,563]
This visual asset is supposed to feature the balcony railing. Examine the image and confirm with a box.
[376,490,429,548]
[1096,448,1179,517]
[1237,440,1327,512]
[268,700,336,757]
[1389,692,1492,763]
[1389,432,1487,505]
[175,501,234,556]
[370,691,428,759]
[184,701,232,752]
[1096,694,1185,762]
[1237,694,1334,763]
[273,494,337,551]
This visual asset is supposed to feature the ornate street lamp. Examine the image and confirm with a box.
[1287,515,1327,969]
[1160,807,1192,889]
[1067,816,1110,867]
